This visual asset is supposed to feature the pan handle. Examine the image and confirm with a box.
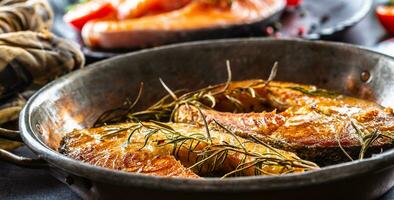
[0,128,48,168]
[0,127,22,141]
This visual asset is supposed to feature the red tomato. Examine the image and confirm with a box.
[376,5,394,35]
[64,1,116,31]
[286,0,302,7]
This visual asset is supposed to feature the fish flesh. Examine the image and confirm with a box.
[82,0,283,49]
[169,80,394,164]
[59,122,317,178]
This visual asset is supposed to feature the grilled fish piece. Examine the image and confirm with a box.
[59,122,317,178]
[60,123,198,178]
[172,80,394,164]
[82,0,283,49]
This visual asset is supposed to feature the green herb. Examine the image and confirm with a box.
[286,86,339,98]
[350,121,393,159]
[128,61,279,120]
[203,0,234,7]
[261,61,278,89]
[337,120,394,161]
[107,119,318,177]
[94,83,144,127]
[95,61,280,125]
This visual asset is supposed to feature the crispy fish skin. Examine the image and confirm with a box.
[59,124,198,178]
[59,122,317,178]
[173,80,394,163]
[175,105,286,138]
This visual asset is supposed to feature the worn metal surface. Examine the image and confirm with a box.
[18,38,394,200]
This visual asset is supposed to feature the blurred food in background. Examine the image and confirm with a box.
[376,0,394,35]
[61,0,371,57]
[64,0,285,49]
[286,0,302,7]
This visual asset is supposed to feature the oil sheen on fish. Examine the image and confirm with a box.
[171,80,394,164]
[59,122,317,178]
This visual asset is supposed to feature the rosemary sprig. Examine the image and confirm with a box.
[350,121,393,159]
[212,119,247,152]
[115,120,317,177]
[128,61,279,120]
[94,82,144,127]
[211,59,232,96]
[337,120,394,161]
[286,86,339,98]
[261,61,278,89]
[95,61,280,125]
[336,133,354,161]
[202,0,233,7]
[124,123,143,147]
[195,105,213,144]
[159,78,178,100]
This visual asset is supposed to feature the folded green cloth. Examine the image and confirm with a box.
[0,0,53,33]
[0,31,84,99]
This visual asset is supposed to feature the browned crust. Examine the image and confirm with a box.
[59,129,199,178]
[173,80,394,163]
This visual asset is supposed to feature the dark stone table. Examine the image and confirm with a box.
[1,1,394,200]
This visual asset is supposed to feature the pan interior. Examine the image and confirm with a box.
[26,39,394,154]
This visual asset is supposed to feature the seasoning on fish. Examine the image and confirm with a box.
[62,61,394,176]
[114,78,394,164]
[169,80,394,164]
[59,122,318,178]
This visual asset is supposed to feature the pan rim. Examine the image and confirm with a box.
[19,37,394,192]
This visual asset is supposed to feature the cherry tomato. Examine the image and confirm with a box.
[286,0,302,7]
[376,5,394,35]
[64,1,116,31]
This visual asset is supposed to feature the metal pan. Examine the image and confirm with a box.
[3,38,394,200]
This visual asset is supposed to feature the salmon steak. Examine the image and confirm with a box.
[116,79,394,164]
[78,0,283,49]
[59,122,317,178]
[169,80,394,164]
[59,73,394,177]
